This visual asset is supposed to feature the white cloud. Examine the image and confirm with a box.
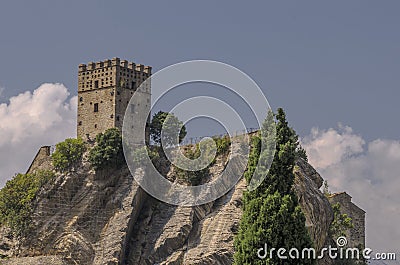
[0,83,77,186]
[302,125,400,256]
[302,124,365,170]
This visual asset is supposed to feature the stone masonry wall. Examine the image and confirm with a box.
[329,192,366,249]
[26,146,53,174]
[77,58,151,140]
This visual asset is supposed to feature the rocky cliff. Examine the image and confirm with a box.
[0,149,335,265]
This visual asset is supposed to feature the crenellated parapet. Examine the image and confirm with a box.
[78,57,151,75]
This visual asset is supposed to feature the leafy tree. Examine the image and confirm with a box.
[296,145,308,162]
[51,138,86,172]
[150,111,187,146]
[234,108,314,265]
[0,170,55,237]
[131,146,160,166]
[243,135,261,183]
[322,180,354,239]
[322,180,331,197]
[330,202,353,239]
[88,128,125,170]
[213,135,231,155]
[322,181,359,264]
[175,144,210,186]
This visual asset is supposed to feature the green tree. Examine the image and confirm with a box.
[322,181,360,264]
[330,202,353,239]
[175,144,210,186]
[322,180,354,239]
[322,180,331,197]
[331,205,360,265]
[213,135,231,155]
[149,111,187,146]
[51,138,86,172]
[0,170,55,237]
[173,134,231,186]
[296,145,308,162]
[234,108,314,265]
[88,128,125,170]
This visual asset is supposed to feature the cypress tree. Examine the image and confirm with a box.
[234,108,315,265]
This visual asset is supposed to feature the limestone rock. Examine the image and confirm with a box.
[2,255,66,265]
[0,153,339,265]
[293,158,334,251]
[8,157,147,264]
[0,226,17,259]
[182,178,246,265]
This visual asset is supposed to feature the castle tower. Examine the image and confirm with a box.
[77,58,152,140]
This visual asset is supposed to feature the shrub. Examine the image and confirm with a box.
[88,128,125,170]
[174,136,230,186]
[0,170,55,237]
[323,180,354,239]
[51,138,86,172]
[213,135,231,155]
[296,144,308,161]
[175,145,209,186]
[330,202,354,238]
[243,135,261,183]
[131,146,160,168]
[150,111,187,146]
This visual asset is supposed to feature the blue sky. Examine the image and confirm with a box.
[0,1,399,140]
[0,1,399,261]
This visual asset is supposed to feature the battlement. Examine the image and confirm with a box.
[78,57,152,74]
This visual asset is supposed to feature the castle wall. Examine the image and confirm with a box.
[329,192,366,249]
[26,146,53,174]
[114,62,151,127]
[77,87,116,140]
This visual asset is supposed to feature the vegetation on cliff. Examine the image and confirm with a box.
[323,181,354,239]
[330,202,353,238]
[0,170,55,237]
[51,138,86,172]
[149,111,187,146]
[175,145,210,186]
[174,135,231,186]
[88,128,125,170]
[234,108,315,265]
[147,111,232,186]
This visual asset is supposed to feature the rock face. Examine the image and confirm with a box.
[125,178,246,265]
[293,158,334,251]
[0,226,17,259]
[0,152,335,264]
[14,156,148,264]
[1,255,66,265]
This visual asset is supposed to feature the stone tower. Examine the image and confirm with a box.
[77,58,151,140]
